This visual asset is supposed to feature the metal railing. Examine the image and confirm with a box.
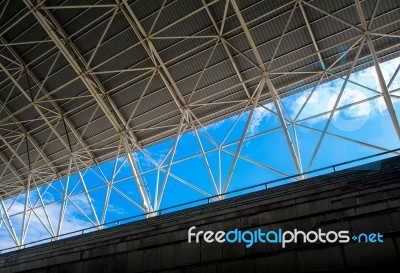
[1,147,399,254]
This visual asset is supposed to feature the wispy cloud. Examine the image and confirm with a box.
[288,88,330,123]
[248,105,272,136]
[285,58,400,128]
[242,58,400,135]
[354,56,400,92]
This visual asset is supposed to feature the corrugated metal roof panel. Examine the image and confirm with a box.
[0,0,399,196]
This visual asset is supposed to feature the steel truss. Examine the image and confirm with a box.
[0,0,399,250]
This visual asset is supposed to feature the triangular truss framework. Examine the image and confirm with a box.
[0,0,399,250]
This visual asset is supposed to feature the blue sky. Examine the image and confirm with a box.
[1,56,399,251]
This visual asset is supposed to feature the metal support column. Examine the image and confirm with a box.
[222,78,265,194]
[0,197,19,247]
[366,36,400,138]
[20,173,31,246]
[73,156,101,228]
[56,156,73,239]
[122,134,153,214]
[265,75,303,176]
[155,110,188,210]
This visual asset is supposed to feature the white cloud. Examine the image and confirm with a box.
[329,88,370,118]
[350,56,400,92]
[326,88,371,131]
[248,105,272,136]
[288,58,400,128]
[290,89,334,123]
[380,57,400,91]
[241,58,400,136]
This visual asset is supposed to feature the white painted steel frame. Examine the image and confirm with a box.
[0,0,399,250]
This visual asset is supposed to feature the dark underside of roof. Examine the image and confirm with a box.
[0,0,399,198]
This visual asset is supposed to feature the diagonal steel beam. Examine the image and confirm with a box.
[118,0,232,207]
[353,0,400,139]
[229,0,303,177]
[117,10,236,207]
[0,149,24,189]
[24,0,154,213]
[300,0,364,33]
[306,36,367,171]
[31,177,55,237]
[0,35,97,165]
[0,62,73,154]
[119,0,188,111]
[56,156,72,239]
[297,124,400,155]
[122,133,152,213]
[73,155,101,226]
[0,196,19,247]
[388,63,400,89]
[155,109,188,210]
[101,138,123,224]
[230,0,266,71]
[0,117,25,187]
[222,78,265,194]
[20,173,31,246]
[354,0,368,30]
[201,1,251,98]
[25,2,146,150]
[188,113,219,195]
[268,1,298,71]
[298,1,326,70]
[265,74,303,176]
[0,135,31,176]
[24,0,122,132]
[366,36,400,138]
[0,94,57,174]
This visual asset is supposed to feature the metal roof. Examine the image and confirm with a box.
[0,0,399,198]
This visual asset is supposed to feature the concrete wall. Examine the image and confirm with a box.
[1,157,400,273]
